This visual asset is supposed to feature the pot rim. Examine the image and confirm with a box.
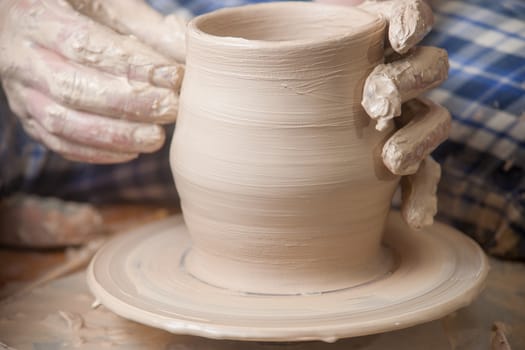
[188,2,386,50]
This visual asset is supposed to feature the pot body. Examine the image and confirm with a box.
[171,2,399,294]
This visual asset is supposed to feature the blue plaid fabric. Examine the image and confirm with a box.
[1,0,524,258]
[423,0,525,259]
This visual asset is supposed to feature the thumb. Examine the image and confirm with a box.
[67,0,187,62]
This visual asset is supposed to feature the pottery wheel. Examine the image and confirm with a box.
[87,211,488,342]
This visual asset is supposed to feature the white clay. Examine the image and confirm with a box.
[67,0,187,62]
[85,212,489,341]
[20,246,525,348]
[382,98,451,175]
[401,156,441,229]
[362,46,449,131]
[0,0,183,162]
[359,0,434,54]
[171,2,400,295]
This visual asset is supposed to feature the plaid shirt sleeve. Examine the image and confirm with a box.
[1,0,524,259]
[423,0,525,259]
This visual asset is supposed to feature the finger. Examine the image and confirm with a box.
[24,88,166,153]
[400,156,441,229]
[23,0,183,89]
[389,0,433,53]
[359,0,434,54]
[17,46,178,123]
[67,0,187,62]
[382,98,451,175]
[7,74,142,164]
[1,79,29,122]
[23,118,138,164]
[8,80,139,163]
[362,46,448,131]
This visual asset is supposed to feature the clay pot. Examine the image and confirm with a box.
[171,2,399,295]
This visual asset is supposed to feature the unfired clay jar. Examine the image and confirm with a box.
[171,2,399,294]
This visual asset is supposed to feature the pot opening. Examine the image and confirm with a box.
[194,2,377,43]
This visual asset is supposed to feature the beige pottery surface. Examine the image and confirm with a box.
[171,2,398,294]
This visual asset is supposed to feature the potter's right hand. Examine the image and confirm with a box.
[0,0,185,163]
[318,0,450,229]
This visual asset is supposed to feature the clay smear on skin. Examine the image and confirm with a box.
[359,0,434,53]
[171,3,399,295]
[68,0,187,62]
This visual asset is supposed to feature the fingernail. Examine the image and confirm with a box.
[133,125,165,151]
[152,65,184,90]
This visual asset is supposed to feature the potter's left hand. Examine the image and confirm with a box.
[0,0,187,164]
[317,0,451,229]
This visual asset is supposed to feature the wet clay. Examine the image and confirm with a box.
[10,249,525,349]
[67,0,187,62]
[170,2,399,295]
[362,46,449,131]
[86,211,488,342]
[382,98,451,175]
[0,0,184,163]
[400,156,441,229]
[359,0,434,54]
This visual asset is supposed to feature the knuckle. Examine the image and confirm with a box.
[53,71,84,106]
[42,104,68,135]
[62,23,128,69]
[62,25,108,65]
[63,27,92,59]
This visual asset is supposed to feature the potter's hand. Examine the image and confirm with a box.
[319,0,433,54]
[318,0,451,229]
[67,0,187,63]
[0,0,186,163]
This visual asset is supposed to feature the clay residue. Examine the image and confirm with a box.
[0,213,499,347]
[361,46,449,131]
[491,322,512,350]
[400,156,441,229]
[359,0,434,54]
[0,274,177,349]
[84,212,488,342]
[382,98,451,175]
[67,0,187,62]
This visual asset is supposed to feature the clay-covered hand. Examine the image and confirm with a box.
[0,0,186,163]
[317,0,451,229]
